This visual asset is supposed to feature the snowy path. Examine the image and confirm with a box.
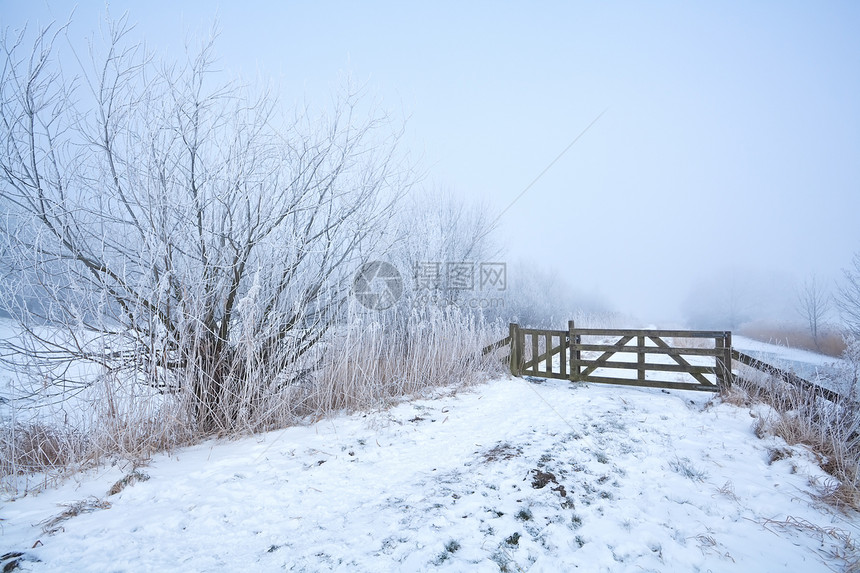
[2,377,858,572]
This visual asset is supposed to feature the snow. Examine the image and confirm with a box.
[732,335,841,368]
[0,318,165,435]
[3,377,858,572]
[732,335,847,392]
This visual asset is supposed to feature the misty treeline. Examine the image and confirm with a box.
[0,14,604,449]
[683,260,860,347]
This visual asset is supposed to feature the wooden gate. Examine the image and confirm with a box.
[487,322,733,392]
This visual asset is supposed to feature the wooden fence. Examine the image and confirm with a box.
[732,349,845,403]
[483,321,850,400]
[485,322,732,392]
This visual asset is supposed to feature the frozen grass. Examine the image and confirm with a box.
[305,312,506,415]
[740,322,847,358]
[38,497,112,535]
[1,377,195,493]
[728,338,860,510]
[0,423,87,485]
[1,311,508,494]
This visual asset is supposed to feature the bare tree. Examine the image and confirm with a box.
[837,252,860,337]
[503,260,608,327]
[796,275,830,349]
[0,17,408,433]
[390,186,500,316]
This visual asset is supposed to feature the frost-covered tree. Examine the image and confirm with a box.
[0,17,408,432]
[837,251,860,337]
[387,187,500,318]
[796,275,830,348]
[502,262,597,327]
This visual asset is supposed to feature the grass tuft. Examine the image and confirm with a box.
[669,456,708,481]
[729,338,860,510]
[39,497,111,535]
[1,310,507,495]
[107,470,150,496]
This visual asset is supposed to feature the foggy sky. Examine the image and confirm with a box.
[3,1,859,325]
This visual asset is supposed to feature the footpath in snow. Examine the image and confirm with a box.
[2,377,858,572]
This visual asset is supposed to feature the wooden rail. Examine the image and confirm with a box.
[569,325,731,392]
[485,322,849,401]
[481,335,511,357]
[732,349,845,403]
[493,322,732,392]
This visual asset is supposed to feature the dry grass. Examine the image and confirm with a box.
[728,342,860,510]
[0,423,86,475]
[1,311,507,495]
[719,386,753,408]
[294,312,506,417]
[38,496,112,535]
[714,480,739,502]
[107,470,150,496]
[740,322,847,357]
[761,516,859,571]
[1,395,193,495]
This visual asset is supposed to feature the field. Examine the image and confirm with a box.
[3,369,859,571]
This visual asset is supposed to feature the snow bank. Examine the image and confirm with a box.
[2,377,857,571]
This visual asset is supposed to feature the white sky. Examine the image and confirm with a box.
[3,1,859,323]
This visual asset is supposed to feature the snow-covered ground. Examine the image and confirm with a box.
[732,335,852,397]
[733,335,843,380]
[2,376,858,572]
[732,336,839,366]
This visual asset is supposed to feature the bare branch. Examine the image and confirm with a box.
[837,252,860,337]
[0,14,410,433]
[796,275,830,349]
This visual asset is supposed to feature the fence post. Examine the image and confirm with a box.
[637,335,645,383]
[509,323,520,376]
[568,320,580,382]
[714,335,723,388]
[723,331,733,389]
[559,332,567,378]
[543,332,550,373]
